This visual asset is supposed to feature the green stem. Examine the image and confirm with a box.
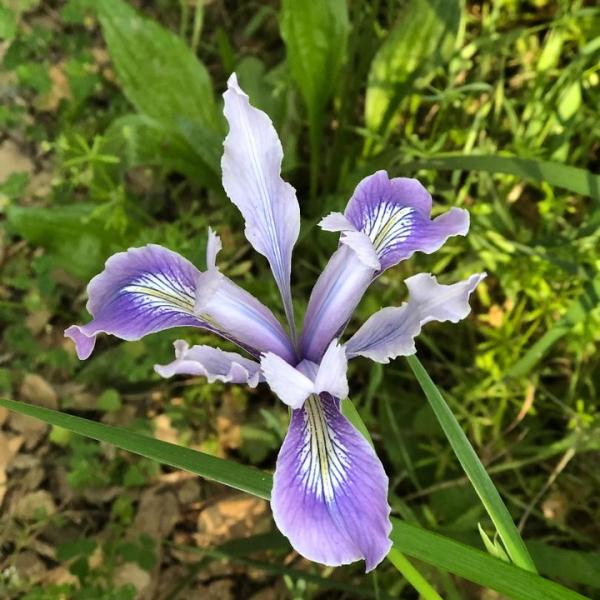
[405,355,538,573]
[387,549,443,600]
[190,0,204,53]
[308,110,321,212]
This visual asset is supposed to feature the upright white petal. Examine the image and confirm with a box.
[261,352,314,409]
[314,340,349,399]
[222,74,300,332]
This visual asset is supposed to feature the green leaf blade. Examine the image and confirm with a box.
[405,355,537,573]
[365,0,461,136]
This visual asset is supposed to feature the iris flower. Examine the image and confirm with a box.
[66,74,484,571]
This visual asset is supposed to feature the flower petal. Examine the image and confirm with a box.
[222,73,300,332]
[314,340,349,400]
[300,245,374,362]
[65,245,206,360]
[344,170,469,271]
[195,267,296,363]
[302,171,469,362]
[154,340,261,386]
[346,272,486,363]
[260,352,314,409]
[272,394,392,571]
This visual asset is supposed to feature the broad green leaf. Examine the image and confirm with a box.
[280,0,349,196]
[365,0,461,136]
[507,274,600,378]
[402,154,600,204]
[105,114,220,187]
[0,398,587,600]
[280,0,349,126]
[5,203,117,280]
[405,355,537,573]
[96,0,222,181]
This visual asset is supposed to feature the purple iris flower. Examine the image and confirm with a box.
[65,74,484,571]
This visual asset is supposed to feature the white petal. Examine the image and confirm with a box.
[222,74,299,328]
[261,352,314,409]
[155,340,261,387]
[206,227,222,269]
[319,212,356,232]
[314,339,349,399]
[346,273,486,363]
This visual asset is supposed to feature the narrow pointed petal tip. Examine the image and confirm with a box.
[272,394,392,571]
[155,340,261,387]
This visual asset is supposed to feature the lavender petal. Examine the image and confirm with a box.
[65,245,206,360]
[155,340,261,386]
[346,272,486,363]
[271,393,392,571]
[222,74,300,333]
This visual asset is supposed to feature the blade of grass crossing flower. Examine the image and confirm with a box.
[390,521,587,600]
[405,355,537,573]
[0,398,587,598]
[387,549,443,600]
[0,398,271,499]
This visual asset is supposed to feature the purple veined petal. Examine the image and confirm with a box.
[195,267,296,364]
[344,170,470,272]
[320,213,380,270]
[154,340,261,387]
[262,339,349,409]
[300,245,375,362]
[271,393,392,571]
[222,74,300,335]
[65,245,208,360]
[345,272,486,363]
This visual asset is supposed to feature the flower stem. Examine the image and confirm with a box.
[387,548,443,600]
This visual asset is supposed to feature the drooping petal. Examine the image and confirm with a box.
[300,245,375,362]
[271,394,392,571]
[343,170,469,271]
[346,272,486,363]
[65,245,207,360]
[260,352,314,409]
[222,73,300,332]
[155,340,261,386]
[195,267,296,363]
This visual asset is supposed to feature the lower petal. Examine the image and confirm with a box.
[271,394,391,571]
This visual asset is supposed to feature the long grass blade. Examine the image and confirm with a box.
[405,355,537,573]
[404,154,600,202]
